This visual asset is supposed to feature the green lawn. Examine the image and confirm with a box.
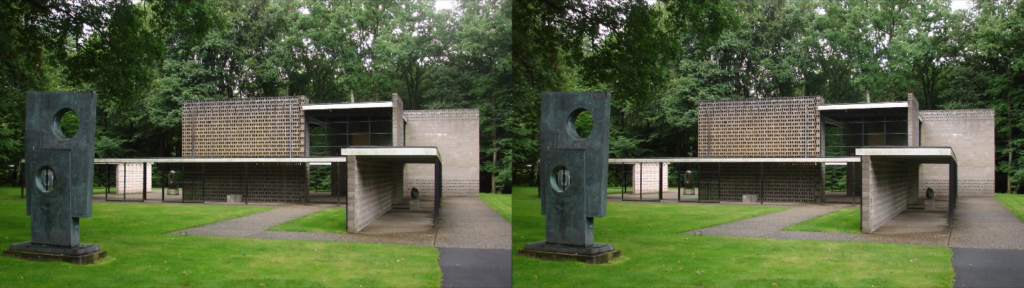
[996,193,1024,223]
[0,187,440,287]
[783,208,862,234]
[512,186,954,287]
[479,193,512,222]
[268,208,348,234]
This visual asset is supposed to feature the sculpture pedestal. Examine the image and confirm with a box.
[519,241,621,264]
[3,242,107,265]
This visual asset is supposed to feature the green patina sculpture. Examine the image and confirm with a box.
[3,91,106,264]
[520,92,620,263]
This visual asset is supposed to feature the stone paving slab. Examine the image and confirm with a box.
[434,197,512,249]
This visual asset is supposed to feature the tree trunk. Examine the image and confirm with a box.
[492,94,498,194]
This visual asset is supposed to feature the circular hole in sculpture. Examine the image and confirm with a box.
[53,109,79,139]
[550,166,570,193]
[568,109,593,139]
[36,166,55,193]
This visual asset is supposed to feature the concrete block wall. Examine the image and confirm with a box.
[114,163,151,194]
[862,156,914,233]
[347,156,398,233]
[631,163,669,194]
[403,109,479,197]
[919,110,995,197]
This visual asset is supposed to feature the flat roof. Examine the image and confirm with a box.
[302,101,392,111]
[93,157,348,164]
[339,146,440,163]
[608,157,861,164]
[855,146,956,163]
[817,102,908,111]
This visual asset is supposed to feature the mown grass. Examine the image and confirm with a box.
[783,208,863,234]
[995,193,1024,223]
[512,186,954,287]
[479,193,511,222]
[268,208,348,234]
[0,187,440,287]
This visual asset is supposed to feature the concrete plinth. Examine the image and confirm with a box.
[226,194,243,203]
[519,241,620,264]
[3,242,106,265]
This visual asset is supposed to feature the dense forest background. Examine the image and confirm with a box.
[514,0,1024,193]
[3,0,1023,193]
[0,0,512,191]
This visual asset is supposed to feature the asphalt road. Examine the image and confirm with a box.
[952,247,1024,287]
[438,247,512,288]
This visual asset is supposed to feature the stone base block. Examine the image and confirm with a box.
[742,194,759,203]
[226,194,243,203]
[519,241,621,264]
[925,199,936,210]
[4,242,106,265]
[167,188,180,195]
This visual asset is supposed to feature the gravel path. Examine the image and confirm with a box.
[170,196,511,250]
[685,197,1024,250]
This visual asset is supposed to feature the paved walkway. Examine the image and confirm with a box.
[684,197,1024,250]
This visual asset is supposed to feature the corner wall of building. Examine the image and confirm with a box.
[114,163,151,194]
[403,109,480,197]
[347,156,397,233]
[631,163,669,194]
[862,156,913,233]
[919,110,995,197]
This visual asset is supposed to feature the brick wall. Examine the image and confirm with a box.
[862,156,913,233]
[631,163,668,194]
[698,97,823,157]
[182,163,308,202]
[717,163,824,202]
[346,156,398,233]
[919,110,995,197]
[114,163,151,194]
[403,109,480,197]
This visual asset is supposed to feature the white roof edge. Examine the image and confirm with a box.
[855,147,954,156]
[817,102,908,111]
[855,147,956,162]
[607,157,861,164]
[94,157,348,163]
[302,101,393,111]
[339,147,439,157]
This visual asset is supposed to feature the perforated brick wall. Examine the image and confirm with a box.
[182,97,307,157]
[180,97,310,202]
[919,109,995,197]
[698,97,823,157]
[717,163,824,202]
[181,163,307,202]
[403,109,480,197]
